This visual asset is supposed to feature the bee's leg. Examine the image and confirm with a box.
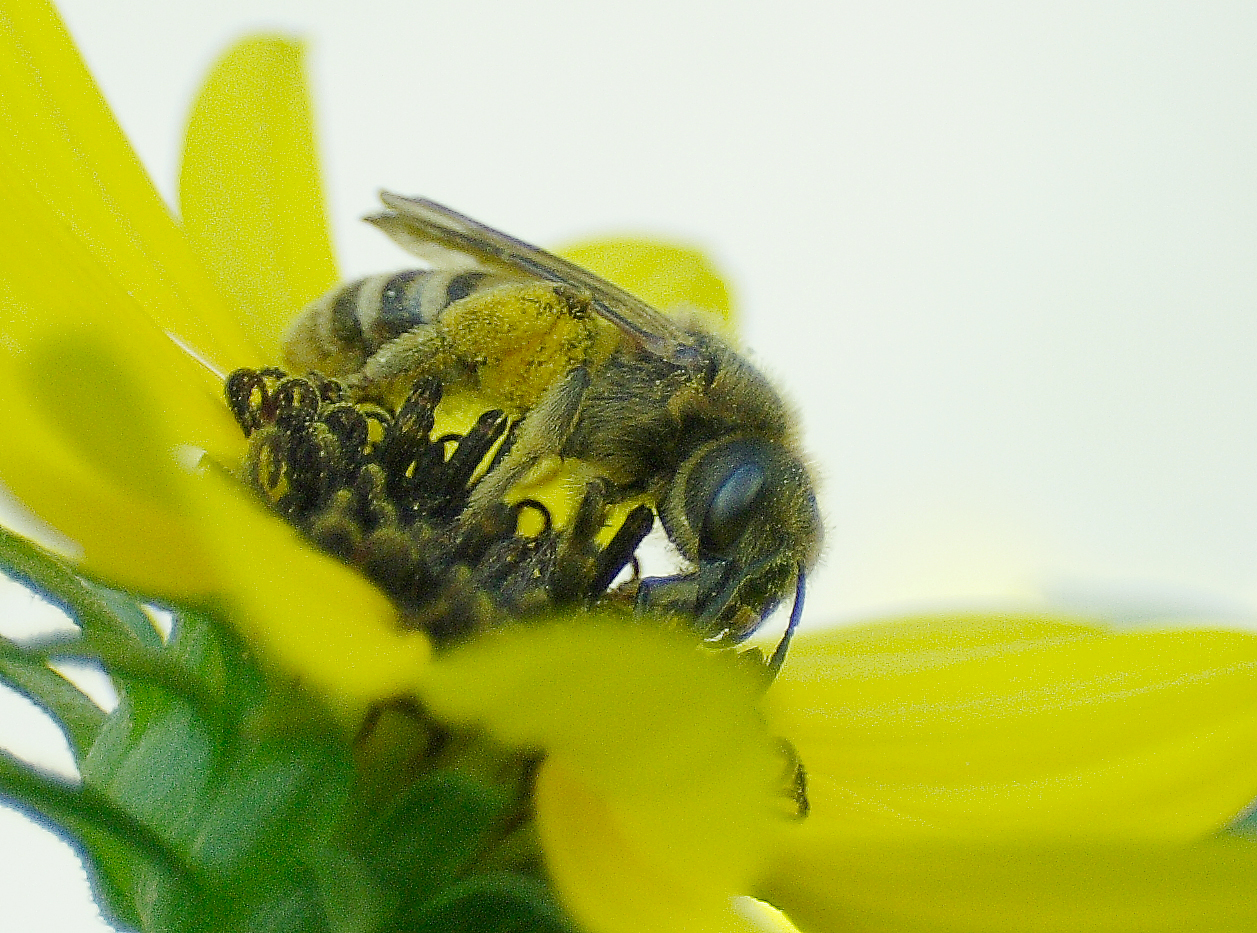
[344,327,460,403]
[461,366,592,522]
[776,737,810,819]
[765,569,806,680]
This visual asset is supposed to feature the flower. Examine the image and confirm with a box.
[0,0,425,706]
[0,4,780,929]
[1,1,1257,931]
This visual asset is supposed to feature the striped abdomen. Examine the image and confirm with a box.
[283,268,511,377]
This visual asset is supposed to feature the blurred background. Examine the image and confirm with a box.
[3,1,1257,929]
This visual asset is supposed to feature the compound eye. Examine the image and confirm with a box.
[700,460,766,555]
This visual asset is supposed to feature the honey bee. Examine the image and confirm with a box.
[284,193,821,670]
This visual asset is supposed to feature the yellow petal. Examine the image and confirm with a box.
[760,832,1257,933]
[732,897,805,933]
[536,758,762,933]
[558,238,735,329]
[420,621,781,933]
[0,163,244,466]
[0,326,220,594]
[768,615,1257,842]
[180,36,339,363]
[0,326,426,700]
[0,0,260,380]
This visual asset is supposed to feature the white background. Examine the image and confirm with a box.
[4,1,1257,929]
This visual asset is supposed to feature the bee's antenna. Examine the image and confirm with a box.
[766,568,805,681]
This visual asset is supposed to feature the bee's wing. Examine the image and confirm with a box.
[370,192,705,369]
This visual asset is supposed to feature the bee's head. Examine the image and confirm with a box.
[641,436,822,642]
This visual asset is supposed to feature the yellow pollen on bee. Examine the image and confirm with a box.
[438,284,606,413]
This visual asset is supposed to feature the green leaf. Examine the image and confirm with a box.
[199,869,332,933]
[0,745,201,932]
[1228,808,1257,836]
[81,691,219,840]
[359,770,511,906]
[0,526,215,712]
[0,523,128,640]
[401,872,578,933]
[310,846,392,933]
[192,744,345,877]
[84,579,166,648]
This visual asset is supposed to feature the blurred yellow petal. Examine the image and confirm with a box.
[0,162,244,464]
[558,237,735,329]
[733,897,805,933]
[421,621,781,933]
[760,832,1257,933]
[0,6,429,707]
[0,325,426,699]
[0,0,260,380]
[536,758,761,933]
[0,326,222,594]
[180,36,339,363]
[768,615,1257,842]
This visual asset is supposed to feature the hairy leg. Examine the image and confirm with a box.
[461,366,592,522]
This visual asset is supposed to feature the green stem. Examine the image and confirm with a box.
[0,525,141,641]
[67,632,222,716]
[0,635,105,759]
[0,746,200,893]
[0,527,222,718]
[3,633,83,658]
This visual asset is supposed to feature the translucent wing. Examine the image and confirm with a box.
[369,192,705,370]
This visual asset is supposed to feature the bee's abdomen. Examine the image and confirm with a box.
[283,268,500,376]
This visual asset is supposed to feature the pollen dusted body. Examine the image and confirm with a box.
[285,276,617,414]
[282,193,821,665]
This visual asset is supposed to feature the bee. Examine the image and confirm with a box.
[284,193,821,671]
